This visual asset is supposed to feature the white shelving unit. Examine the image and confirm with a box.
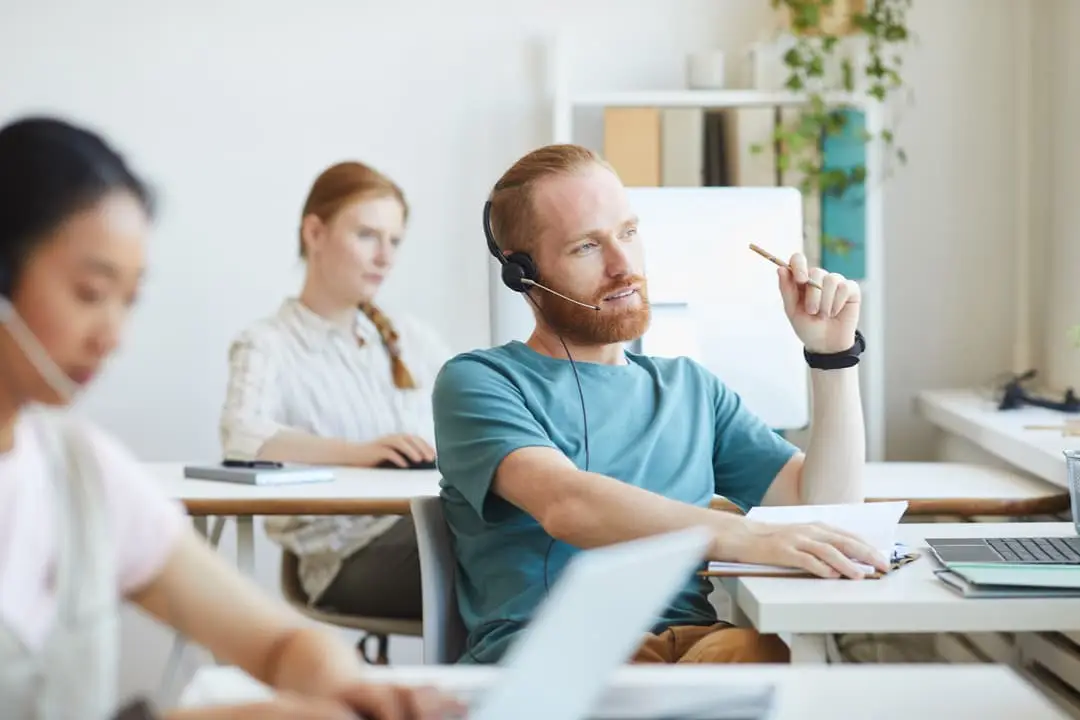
[545,41,888,461]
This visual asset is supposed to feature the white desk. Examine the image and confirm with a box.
[179,664,1068,719]
[153,458,1068,576]
[148,463,442,575]
[722,522,1080,664]
[917,388,1080,487]
[855,460,1062,500]
[711,461,1068,517]
[150,462,442,514]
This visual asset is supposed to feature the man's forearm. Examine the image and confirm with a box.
[543,469,749,561]
[800,366,865,504]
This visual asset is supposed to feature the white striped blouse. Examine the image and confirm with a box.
[219,297,452,603]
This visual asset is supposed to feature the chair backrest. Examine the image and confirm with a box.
[410,495,468,664]
[280,550,307,605]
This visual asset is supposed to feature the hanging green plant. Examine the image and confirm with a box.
[751,0,913,255]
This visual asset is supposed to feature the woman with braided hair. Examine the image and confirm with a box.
[220,160,451,626]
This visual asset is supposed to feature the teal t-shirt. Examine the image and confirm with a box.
[431,341,798,664]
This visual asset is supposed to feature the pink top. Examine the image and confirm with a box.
[0,414,186,650]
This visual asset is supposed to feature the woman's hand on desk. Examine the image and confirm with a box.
[164,693,357,719]
[730,520,889,579]
[355,434,436,468]
[331,682,465,719]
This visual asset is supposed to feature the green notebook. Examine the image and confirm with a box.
[935,562,1080,598]
[949,563,1080,589]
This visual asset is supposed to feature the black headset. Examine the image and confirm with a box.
[483,200,540,294]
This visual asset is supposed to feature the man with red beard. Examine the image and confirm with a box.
[432,144,884,666]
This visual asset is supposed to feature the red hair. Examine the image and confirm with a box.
[487,144,611,254]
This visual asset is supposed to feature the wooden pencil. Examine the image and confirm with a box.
[749,242,823,290]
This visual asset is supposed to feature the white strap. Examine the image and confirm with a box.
[28,410,112,619]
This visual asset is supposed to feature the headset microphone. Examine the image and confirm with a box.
[519,279,600,311]
[0,296,79,403]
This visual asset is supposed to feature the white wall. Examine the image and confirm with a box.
[1039,0,1080,394]
[880,0,1022,459]
[1001,0,1080,402]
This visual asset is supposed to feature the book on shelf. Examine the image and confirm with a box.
[602,105,778,190]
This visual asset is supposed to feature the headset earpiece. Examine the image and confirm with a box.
[484,200,541,294]
[501,252,537,293]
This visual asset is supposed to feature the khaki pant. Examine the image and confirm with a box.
[315,515,421,620]
[631,623,790,664]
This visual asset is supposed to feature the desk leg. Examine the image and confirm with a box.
[715,578,753,628]
[730,602,751,629]
[788,634,829,664]
[235,516,255,576]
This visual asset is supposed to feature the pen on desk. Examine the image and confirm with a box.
[748,243,823,290]
[222,459,284,469]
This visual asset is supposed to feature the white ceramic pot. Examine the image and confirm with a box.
[686,50,726,89]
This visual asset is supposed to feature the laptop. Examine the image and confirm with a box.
[927,450,1080,566]
[459,526,777,720]
[925,535,1080,565]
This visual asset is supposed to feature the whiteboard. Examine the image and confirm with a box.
[629,187,809,430]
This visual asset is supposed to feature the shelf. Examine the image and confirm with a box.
[565,89,869,110]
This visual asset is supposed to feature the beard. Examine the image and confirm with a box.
[531,273,651,345]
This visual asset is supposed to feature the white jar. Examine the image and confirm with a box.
[686,50,726,89]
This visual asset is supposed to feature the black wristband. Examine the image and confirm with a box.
[804,329,866,370]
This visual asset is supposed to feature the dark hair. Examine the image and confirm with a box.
[0,116,154,296]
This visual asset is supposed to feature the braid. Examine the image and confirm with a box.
[358,302,417,390]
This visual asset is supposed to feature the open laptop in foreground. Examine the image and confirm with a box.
[461,527,776,720]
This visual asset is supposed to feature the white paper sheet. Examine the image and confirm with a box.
[707,501,909,575]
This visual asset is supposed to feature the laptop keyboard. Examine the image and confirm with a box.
[988,536,1080,564]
